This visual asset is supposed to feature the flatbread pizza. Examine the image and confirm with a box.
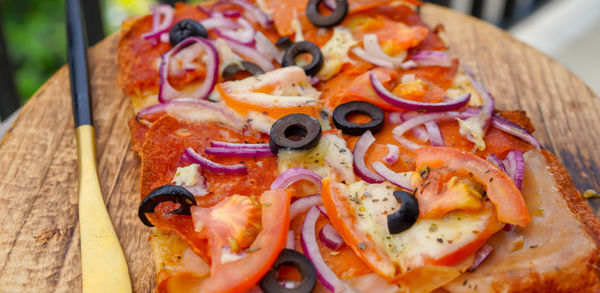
[117,0,600,292]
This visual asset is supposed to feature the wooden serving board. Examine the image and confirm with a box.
[0,4,598,292]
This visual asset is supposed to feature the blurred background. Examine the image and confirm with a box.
[0,0,599,124]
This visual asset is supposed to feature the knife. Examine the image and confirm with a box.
[66,0,132,292]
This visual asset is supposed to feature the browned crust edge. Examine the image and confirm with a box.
[541,150,600,246]
[501,150,600,293]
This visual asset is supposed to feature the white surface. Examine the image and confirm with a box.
[509,0,600,94]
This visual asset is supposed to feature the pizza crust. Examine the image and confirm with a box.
[118,2,600,292]
[443,150,600,293]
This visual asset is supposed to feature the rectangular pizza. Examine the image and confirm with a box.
[117,0,600,292]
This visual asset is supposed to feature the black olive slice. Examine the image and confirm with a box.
[169,19,208,46]
[269,113,322,153]
[275,36,293,50]
[138,185,197,227]
[281,41,323,76]
[306,0,348,28]
[259,249,317,293]
[332,101,385,136]
[387,190,419,234]
[222,61,265,79]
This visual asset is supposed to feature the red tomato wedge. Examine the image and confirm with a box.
[191,195,262,253]
[415,146,530,227]
[322,177,505,282]
[321,178,397,278]
[190,189,292,293]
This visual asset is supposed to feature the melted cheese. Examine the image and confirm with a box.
[446,69,483,107]
[214,38,242,75]
[317,27,358,81]
[171,164,208,197]
[172,164,201,186]
[444,150,599,292]
[220,66,320,108]
[278,131,355,187]
[343,180,494,271]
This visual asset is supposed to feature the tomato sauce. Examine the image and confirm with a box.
[141,116,277,203]
[118,2,282,96]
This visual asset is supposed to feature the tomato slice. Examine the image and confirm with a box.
[415,146,530,227]
[321,178,397,278]
[412,167,487,218]
[322,177,505,283]
[191,195,262,253]
[194,189,292,293]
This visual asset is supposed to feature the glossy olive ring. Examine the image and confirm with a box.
[387,190,419,234]
[222,61,265,79]
[306,0,349,28]
[259,249,317,293]
[269,113,322,154]
[138,185,197,227]
[281,41,324,76]
[169,19,208,46]
[332,101,385,136]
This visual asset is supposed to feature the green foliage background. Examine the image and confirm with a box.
[2,0,156,103]
[3,0,68,103]
[3,0,209,104]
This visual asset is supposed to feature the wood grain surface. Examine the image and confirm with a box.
[0,4,598,292]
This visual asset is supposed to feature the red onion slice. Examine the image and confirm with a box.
[464,66,495,119]
[411,50,452,67]
[459,66,495,149]
[395,136,422,150]
[210,141,269,149]
[390,112,429,142]
[159,37,219,102]
[352,47,393,69]
[401,60,418,70]
[204,147,274,157]
[271,168,323,190]
[370,73,471,112]
[216,17,256,46]
[487,153,507,174]
[392,108,541,150]
[371,161,413,191]
[387,112,403,125]
[230,0,272,28]
[392,111,466,147]
[224,39,275,72]
[411,125,430,142]
[504,150,525,190]
[142,5,174,41]
[309,76,320,86]
[289,194,323,220]
[255,31,282,63]
[301,206,346,292]
[316,205,329,219]
[184,147,248,174]
[136,98,244,131]
[467,244,493,272]
[424,121,444,146]
[363,34,406,68]
[286,230,295,250]
[353,131,385,183]
[318,224,345,250]
[491,114,542,150]
[222,9,242,17]
[383,144,399,164]
[200,15,240,31]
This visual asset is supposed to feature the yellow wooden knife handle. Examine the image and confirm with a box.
[76,125,132,293]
